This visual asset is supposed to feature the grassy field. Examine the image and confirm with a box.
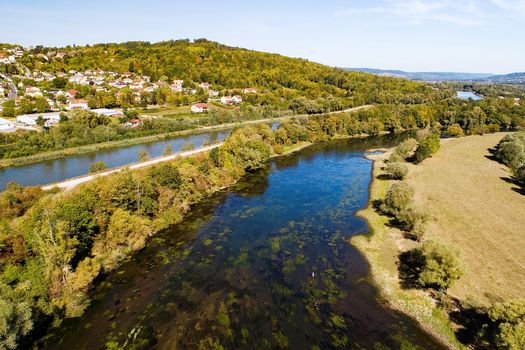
[405,133,525,306]
[352,150,462,350]
[352,132,525,349]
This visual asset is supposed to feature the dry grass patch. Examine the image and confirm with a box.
[406,133,525,306]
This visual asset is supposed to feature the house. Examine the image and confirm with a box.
[124,119,142,128]
[191,103,209,113]
[220,96,233,105]
[67,99,89,110]
[16,112,61,126]
[199,82,210,89]
[208,90,219,97]
[66,90,78,99]
[170,80,183,92]
[221,95,243,105]
[25,86,43,98]
[243,88,257,94]
[0,117,15,132]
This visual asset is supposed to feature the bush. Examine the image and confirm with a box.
[385,162,408,180]
[381,182,414,216]
[397,205,428,241]
[488,299,525,350]
[414,241,463,291]
[89,161,108,173]
[272,144,284,155]
[138,150,149,161]
[447,124,464,137]
[393,138,418,161]
[415,133,440,163]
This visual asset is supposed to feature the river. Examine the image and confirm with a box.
[43,134,444,349]
[0,123,277,191]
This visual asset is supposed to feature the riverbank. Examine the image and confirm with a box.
[0,105,372,169]
[352,148,463,350]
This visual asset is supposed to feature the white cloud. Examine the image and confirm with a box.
[488,0,525,17]
[341,0,487,26]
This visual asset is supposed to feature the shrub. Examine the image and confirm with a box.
[148,163,182,190]
[381,182,414,216]
[415,133,440,163]
[415,241,463,291]
[138,150,149,161]
[272,144,284,155]
[89,161,108,173]
[385,162,408,180]
[397,205,428,241]
[180,143,194,151]
[487,123,501,133]
[515,165,525,186]
[393,138,418,161]
[447,124,464,137]
[162,144,173,156]
[488,299,525,350]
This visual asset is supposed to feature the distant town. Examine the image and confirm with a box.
[0,45,257,133]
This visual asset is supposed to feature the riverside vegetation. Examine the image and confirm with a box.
[356,130,525,350]
[1,98,525,347]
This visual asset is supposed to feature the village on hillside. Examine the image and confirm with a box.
[0,46,258,133]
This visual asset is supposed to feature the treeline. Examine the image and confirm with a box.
[0,107,282,159]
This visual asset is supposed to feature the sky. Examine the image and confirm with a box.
[1,0,524,74]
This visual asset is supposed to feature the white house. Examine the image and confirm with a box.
[208,90,219,97]
[17,112,61,126]
[221,95,243,105]
[67,99,89,110]
[243,88,257,94]
[0,117,15,132]
[191,103,209,113]
[25,86,43,98]
[199,82,210,89]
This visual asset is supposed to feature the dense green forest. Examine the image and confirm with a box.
[17,40,450,105]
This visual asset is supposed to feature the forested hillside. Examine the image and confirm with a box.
[15,39,451,105]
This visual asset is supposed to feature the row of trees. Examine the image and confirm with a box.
[494,132,525,187]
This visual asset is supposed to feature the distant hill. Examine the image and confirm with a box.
[344,68,494,82]
[478,72,525,84]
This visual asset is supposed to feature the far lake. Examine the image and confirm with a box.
[456,91,483,100]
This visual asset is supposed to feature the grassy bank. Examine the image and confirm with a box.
[352,149,464,350]
[405,133,525,306]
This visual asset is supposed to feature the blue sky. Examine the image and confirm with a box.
[1,0,524,74]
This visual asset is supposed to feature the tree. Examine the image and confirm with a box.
[415,241,463,291]
[138,150,149,162]
[489,299,525,350]
[415,133,440,163]
[381,182,414,216]
[163,144,173,156]
[392,138,418,161]
[89,161,108,173]
[0,283,33,350]
[385,162,408,180]
[1,100,16,118]
[447,123,464,137]
[148,163,182,190]
[35,116,45,128]
[52,77,68,89]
